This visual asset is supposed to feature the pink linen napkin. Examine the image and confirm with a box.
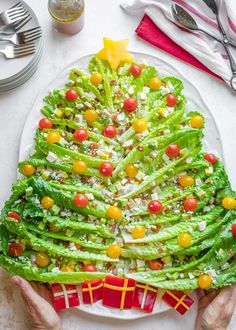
[136,14,221,79]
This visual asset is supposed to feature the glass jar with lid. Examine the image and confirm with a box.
[48,0,85,35]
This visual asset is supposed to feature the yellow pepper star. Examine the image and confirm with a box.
[97,37,133,71]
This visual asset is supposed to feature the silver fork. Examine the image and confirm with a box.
[0,43,36,59]
[0,13,32,35]
[0,26,42,45]
[0,2,28,27]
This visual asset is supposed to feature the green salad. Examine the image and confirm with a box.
[0,51,236,291]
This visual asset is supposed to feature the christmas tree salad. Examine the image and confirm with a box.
[1,38,236,299]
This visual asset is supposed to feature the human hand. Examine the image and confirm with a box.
[196,284,236,330]
[11,276,61,330]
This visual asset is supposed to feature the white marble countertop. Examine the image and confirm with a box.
[0,0,235,329]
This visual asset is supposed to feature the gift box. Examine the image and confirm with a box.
[82,279,103,304]
[132,282,158,313]
[51,284,80,311]
[162,290,194,315]
[103,275,136,309]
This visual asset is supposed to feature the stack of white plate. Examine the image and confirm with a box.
[0,0,43,92]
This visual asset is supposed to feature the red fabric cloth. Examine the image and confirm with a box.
[136,14,221,80]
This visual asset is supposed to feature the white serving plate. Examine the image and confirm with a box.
[18,52,223,320]
[0,0,42,87]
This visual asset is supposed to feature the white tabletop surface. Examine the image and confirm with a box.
[0,0,235,329]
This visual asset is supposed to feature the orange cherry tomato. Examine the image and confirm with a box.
[198,274,212,289]
[107,205,122,220]
[132,118,148,133]
[177,233,192,248]
[90,72,103,86]
[61,264,75,272]
[149,77,162,90]
[46,131,61,144]
[125,164,138,179]
[84,109,98,122]
[131,226,146,239]
[73,160,88,174]
[179,175,195,188]
[41,196,54,209]
[190,115,204,128]
[22,164,36,176]
[35,252,50,267]
[222,196,236,210]
[107,244,122,258]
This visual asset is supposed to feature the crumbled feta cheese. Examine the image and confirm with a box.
[160,86,170,95]
[51,267,60,273]
[121,178,128,185]
[86,193,94,200]
[46,151,58,163]
[102,108,111,117]
[151,193,158,200]
[113,85,119,92]
[186,157,193,164]
[143,86,150,93]
[198,221,206,231]
[69,243,77,251]
[136,259,146,268]
[150,150,158,158]
[162,154,169,161]
[117,112,125,123]
[195,178,202,186]
[206,269,216,278]
[75,103,84,110]
[136,171,146,181]
[203,206,211,213]
[138,92,147,100]
[123,140,133,147]
[75,114,84,123]
[84,101,92,108]
[128,86,134,94]
[188,272,195,279]
[179,273,185,279]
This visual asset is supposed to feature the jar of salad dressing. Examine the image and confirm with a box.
[48,0,85,35]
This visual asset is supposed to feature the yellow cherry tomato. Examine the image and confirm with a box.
[198,274,212,289]
[125,164,138,179]
[190,115,204,128]
[41,196,54,209]
[35,252,50,267]
[149,77,162,90]
[22,164,36,176]
[132,118,148,133]
[46,131,61,144]
[179,175,195,188]
[107,244,122,258]
[84,109,99,122]
[177,233,192,248]
[61,264,75,272]
[73,160,88,174]
[50,223,60,233]
[222,196,236,210]
[107,205,122,220]
[90,72,103,86]
[131,226,146,239]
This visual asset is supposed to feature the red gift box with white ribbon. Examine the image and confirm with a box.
[102,275,136,309]
[132,282,158,313]
[51,283,80,311]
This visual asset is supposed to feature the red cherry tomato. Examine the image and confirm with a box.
[148,200,163,214]
[123,98,138,112]
[130,64,142,77]
[148,259,164,270]
[204,153,217,165]
[65,89,78,101]
[166,94,177,107]
[184,197,198,212]
[99,162,114,176]
[103,125,117,138]
[165,144,180,158]
[232,224,236,238]
[38,117,53,130]
[73,193,89,208]
[73,128,88,143]
[8,243,23,257]
[82,263,97,272]
[7,212,21,223]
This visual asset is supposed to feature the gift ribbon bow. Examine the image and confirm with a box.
[53,284,79,309]
[104,278,135,309]
[136,283,158,309]
[82,282,103,304]
[166,290,189,310]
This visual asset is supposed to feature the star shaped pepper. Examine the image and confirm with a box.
[97,38,133,71]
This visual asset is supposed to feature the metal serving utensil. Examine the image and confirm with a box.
[0,26,42,45]
[172,4,236,91]
[0,2,28,28]
[0,43,35,59]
